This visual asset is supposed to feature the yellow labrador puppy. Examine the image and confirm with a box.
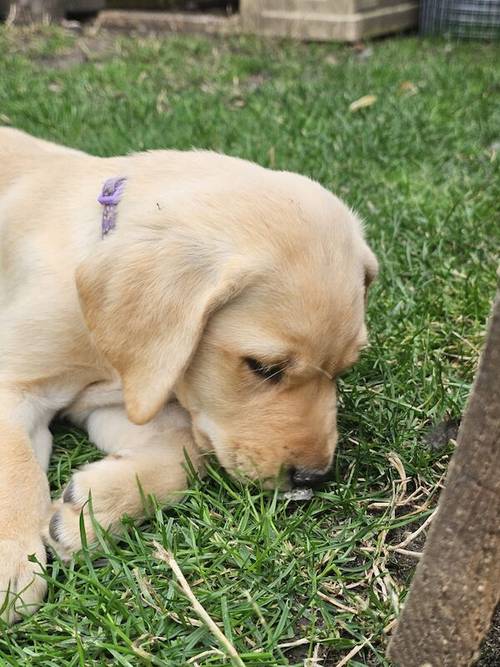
[0,127,377,622]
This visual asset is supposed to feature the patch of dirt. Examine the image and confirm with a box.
[38,48,87,68]
[388,528,427,585]
[284,642,328,666]
[0,23,123,69]
[478,605,500,666]
[37,31,117,69]
[425,416,461,450]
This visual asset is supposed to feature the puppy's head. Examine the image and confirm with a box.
[77,156,377,488]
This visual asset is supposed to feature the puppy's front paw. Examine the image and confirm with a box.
[45,459,136,560]
[45,471,100,561]
[45,443,194,561]
[0,538,47,624]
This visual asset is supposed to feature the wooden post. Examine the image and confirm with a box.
[4,0,66,23]
[387,292,500,666]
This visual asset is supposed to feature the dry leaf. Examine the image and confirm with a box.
[489,140,500,161]
[349,94,377,112]
[324,54,338,66]
[48,82,63,94]
[231,96,246,109]
[156,90,170,114]
[200,82,216,95]
[400,80,418,95]
[0,113,12,124]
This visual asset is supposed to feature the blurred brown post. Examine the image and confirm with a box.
[387,291,500,667]
[3,0,66,23]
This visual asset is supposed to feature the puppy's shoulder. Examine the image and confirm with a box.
[0,127,86,158]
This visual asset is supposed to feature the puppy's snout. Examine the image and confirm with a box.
[289,466,333,489]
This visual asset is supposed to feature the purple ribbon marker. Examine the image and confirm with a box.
[98,176,127,237]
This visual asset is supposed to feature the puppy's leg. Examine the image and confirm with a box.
[0,392,52,624]
[46,402,201,560]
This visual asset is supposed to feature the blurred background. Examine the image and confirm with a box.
[1,1,499,41]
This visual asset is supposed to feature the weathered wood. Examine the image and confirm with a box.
[98,8,241,35]
[240,0,419,42]
[2,0,65,23]
[387,292,500,667]
[97,1,419,42]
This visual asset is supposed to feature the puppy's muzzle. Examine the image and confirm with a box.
[289,466,333,489]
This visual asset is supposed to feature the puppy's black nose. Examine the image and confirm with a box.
[289,467,333,489]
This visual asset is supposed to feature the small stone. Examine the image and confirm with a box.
[282,488,314,501]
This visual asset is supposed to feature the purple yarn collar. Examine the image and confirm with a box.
[98,176,127,237]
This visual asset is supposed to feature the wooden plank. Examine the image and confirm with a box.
[387,292,500,666]
[256,0,411,13]
[98,9,241,35]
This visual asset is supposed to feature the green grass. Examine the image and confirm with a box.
[1,25,499,666]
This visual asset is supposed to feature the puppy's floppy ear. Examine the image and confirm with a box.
[76,233,254,425]
[363,244,378,296]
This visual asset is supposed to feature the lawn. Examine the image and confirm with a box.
[0,24,499,666]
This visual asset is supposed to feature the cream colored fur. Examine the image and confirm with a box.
[0,127,377,623]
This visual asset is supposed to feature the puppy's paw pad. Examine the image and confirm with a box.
[46,459,137,560]
[45,501,94,561]
[60,473,92,510]
[62,479,77,505]
[48,511,63,543]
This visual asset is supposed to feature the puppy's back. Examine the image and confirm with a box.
[0,127,85,157]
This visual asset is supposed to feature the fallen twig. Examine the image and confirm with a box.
[392,548,422,559]
[187,648,225,663]
[278,637,309,649]
[389,508,437,551]
[334,635,372,667]
[317,591,357,614]
[153,541,246,667]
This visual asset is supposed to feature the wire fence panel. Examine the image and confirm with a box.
[420,0,500,39]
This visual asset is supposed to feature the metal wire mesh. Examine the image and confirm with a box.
[420,0,500,39]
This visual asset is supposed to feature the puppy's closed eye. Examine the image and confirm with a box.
[244,357,285,384]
